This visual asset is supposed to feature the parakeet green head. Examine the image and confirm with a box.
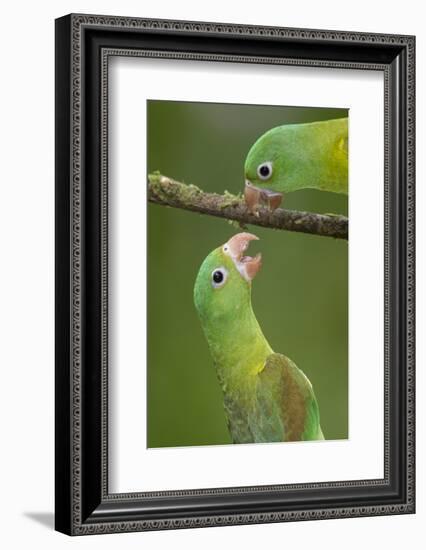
[244,126,297,210]
[194,233,262,328]
[244,118,349,209]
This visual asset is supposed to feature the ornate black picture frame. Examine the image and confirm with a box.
[55,13,415,535]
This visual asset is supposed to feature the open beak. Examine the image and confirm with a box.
[244,180,283,213]
[224,232,262,281]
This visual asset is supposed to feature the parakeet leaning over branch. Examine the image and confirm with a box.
[244,118,348,211]
[194,232,324,444]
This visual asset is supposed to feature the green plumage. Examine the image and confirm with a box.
[245,117,348,194]
[194,239,324,444]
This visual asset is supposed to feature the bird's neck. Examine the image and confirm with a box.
[202,300,273,395]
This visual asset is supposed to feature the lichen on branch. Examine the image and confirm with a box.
[148,173,348,240]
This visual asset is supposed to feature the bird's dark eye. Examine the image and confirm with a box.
[259,165,270,177]
[257,161,273,181]
[211,267,228,288]
[213,271,223,283]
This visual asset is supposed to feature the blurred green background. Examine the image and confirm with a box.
[147,101,348,447]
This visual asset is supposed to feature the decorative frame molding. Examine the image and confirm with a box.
[55,14,415,535]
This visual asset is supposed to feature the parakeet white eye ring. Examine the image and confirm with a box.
[257,161,273,180]
[211,267,228,288]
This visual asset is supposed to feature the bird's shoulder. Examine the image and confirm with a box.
[257,353,321,441]
[334,119,348,157]
[259,353,313,397]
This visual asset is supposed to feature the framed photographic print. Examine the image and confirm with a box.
[55,14,415,535]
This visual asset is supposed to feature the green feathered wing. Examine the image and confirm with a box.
[252,353,324,442]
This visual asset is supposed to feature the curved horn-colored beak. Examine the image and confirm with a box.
[244,181,261,213]
[224,232,262,281]
[244,180,283,212]
[226,232,258,258]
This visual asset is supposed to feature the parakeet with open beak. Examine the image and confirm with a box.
[244,118,348,212]
[194,232,324,443]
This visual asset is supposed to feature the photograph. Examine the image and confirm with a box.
[53,13,415,536]
[147,100,349,448]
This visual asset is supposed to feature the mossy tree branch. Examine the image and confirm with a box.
[148,173,348,240]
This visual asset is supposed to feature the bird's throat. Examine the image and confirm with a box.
[202,303,272,395]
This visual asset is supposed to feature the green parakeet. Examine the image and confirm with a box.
[244,118,348,211]
[194,232,324,444]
